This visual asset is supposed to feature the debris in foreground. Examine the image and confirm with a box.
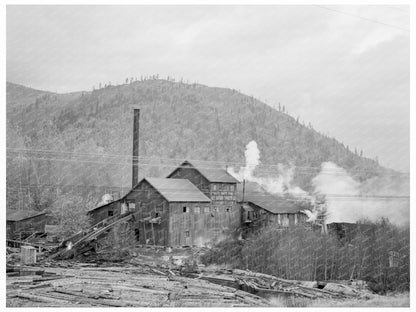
[6,262,270,307]
[7,245,377,307]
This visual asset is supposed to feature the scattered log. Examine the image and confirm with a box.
[12,293,72,304]
[323,283,358,296]
[23,283,53,290]
[300,281,318,288]
[32,276,69,282]
[53,288,99,299]
[151,268,167,276]
[112,285,170,295]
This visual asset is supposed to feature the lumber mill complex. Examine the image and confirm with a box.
[6,109,377,307]
[7,109,310,248]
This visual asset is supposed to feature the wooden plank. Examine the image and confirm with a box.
[12,293,73,304]
[32,276,69,282]
[50,214,134,259]
[112,285,170,295]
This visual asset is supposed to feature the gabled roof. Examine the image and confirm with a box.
[168,160,239,184]
[7,210,46,222]
[145,178,211,203]
[236,181,303,214]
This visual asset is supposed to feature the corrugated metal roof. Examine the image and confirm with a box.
[146,178,211,202]
[236,181,302,214]
[169,160,239,183]
[7,210,46,222]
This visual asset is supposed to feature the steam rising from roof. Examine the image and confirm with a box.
[227,140,308,197]
[229,140,409,227]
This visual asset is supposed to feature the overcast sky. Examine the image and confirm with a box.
[6,5,410,172]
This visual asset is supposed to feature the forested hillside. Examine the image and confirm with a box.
[6,79,386,211]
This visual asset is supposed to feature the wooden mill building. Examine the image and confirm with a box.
[123,177,212,246]
[85,110,307,247]
[167,160,241,236]
[237,181,308,232]
[87,159,242,247]
[6,210,47,240]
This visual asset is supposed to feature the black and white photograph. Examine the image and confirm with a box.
[3,2,413,308]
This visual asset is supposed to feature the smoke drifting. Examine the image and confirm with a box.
[227,140,308,196]
[230,140,409,227]
[312,162,409,227]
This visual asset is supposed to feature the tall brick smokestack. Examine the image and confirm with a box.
[132,109,140,188]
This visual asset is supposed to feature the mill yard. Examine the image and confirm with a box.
[6,243,409,308]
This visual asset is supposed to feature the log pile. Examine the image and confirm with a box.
[6,262,270,307]
[7,244,374,307]
[196,268,373,300]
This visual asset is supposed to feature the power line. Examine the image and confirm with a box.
[6,148,409,176]
[7,154,408,179]
[314,5,410,32]
[6,184,410,201]
[390,5,409,14]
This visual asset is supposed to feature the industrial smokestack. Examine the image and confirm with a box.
[132,108,140,187]
[242,179,246,202]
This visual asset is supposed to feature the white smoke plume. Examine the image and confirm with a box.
[227,140,308,197]
[312,162,409,227]
[242,140,260,180]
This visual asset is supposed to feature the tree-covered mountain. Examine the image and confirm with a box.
[6,79,388,211]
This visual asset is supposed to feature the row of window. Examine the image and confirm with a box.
[126,201,233,215]
[182,206,232,213]
[211,184,235,191]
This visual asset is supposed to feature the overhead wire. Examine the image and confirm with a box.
[6,148,409,176]
[313,5,410,32]
[6,184,410,201]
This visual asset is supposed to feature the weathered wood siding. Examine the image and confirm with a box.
[169,202,214,246]
[241,202,308,228]
[265,212,308,226]
[125,180,169,246]
[209,183,240,230]
[168,166,240,235]
[168,165,211,197]
[7,214,47,239]
[88,201,121,226]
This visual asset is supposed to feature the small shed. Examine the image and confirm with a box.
[6,210,47,240]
